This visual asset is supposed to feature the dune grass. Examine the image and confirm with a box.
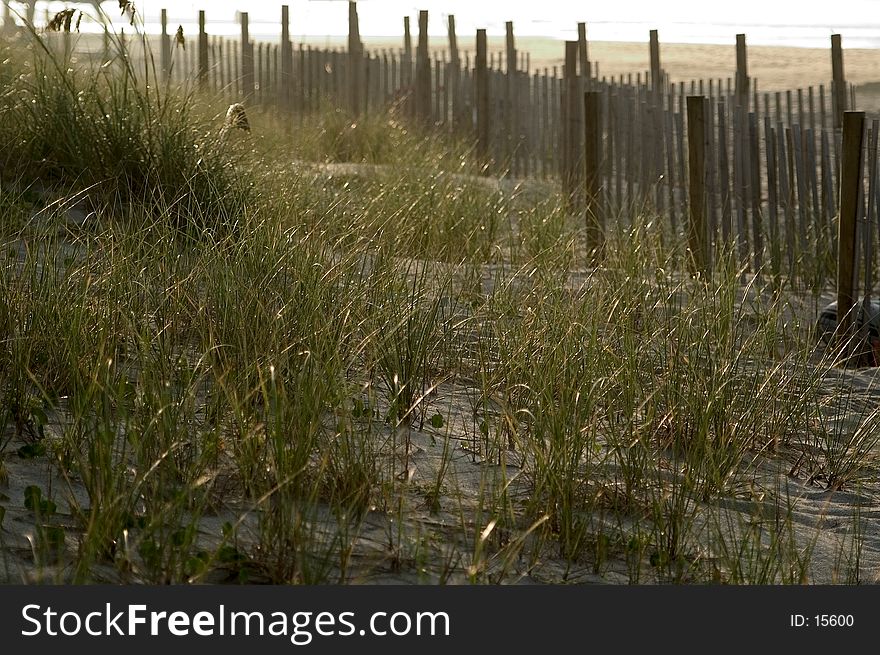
[1,22,880,584]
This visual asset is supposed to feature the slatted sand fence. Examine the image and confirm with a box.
[22,3,880,299]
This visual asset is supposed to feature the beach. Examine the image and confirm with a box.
[353,35,880,111]
[3,9,880,590]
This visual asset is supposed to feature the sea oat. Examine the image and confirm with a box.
[75,11,83,33]
[221,103,251,137]
[46,9,76,33]
[175,25,185,49]
[118,1,136,26]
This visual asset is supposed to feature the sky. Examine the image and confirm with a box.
[21,1,880,46]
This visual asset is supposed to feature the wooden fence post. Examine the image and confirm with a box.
[562,41,582,212]
[764,117,779,276]
[584,90,604,255]
[198,10,208,89]
[403,16,412,88]
[687,95,708,274]
[863,120,878,315]
[160,8,170,81]
[735,34,748,108]
[649,29,661,100]
[348,1,363,115]
[415,10,431,123]
[505,21,518,174]
[578,22,589,87]
[447,15,462,130]
[505,21,517,74]
[475,28,490,171]
[241,12,254,99]
[748,111,762,273]
[281,5,293,111]
[837,110,865,352]
[831,35,847,130]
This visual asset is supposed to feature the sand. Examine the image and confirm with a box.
[519,40,880,89]
[361,35,880,113]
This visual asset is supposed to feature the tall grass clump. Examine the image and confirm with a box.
[0,21,251,232]
[461,219,849,576]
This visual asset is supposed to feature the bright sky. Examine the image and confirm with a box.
[25,1,880,45]
[140,0,879,30]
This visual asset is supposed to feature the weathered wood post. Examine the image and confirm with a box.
[281,5,293,111]
[348,1,364,115]
[241,12,255,99]
[836,110,865,353]
[475,28,490,171]
[831,35,847,130]
[403,16,412,88]
[863,120,878,317]
[415,10,431,123]
[160,9,171,81]
[584,90,604,255]
[687,96,709,274]
[562,41,582,212]
[735,34,748,108]
[505,21,518,173]
[447,15,462,130]
[198,10,209,90]
[577,22,589,87]
[649,29,662,101]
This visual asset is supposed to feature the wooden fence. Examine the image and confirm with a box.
[24,2,880,305]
